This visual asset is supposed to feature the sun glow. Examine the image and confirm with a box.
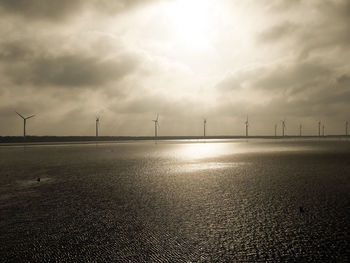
[162,0,213,49]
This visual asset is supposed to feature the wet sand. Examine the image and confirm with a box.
[1,139,349,262]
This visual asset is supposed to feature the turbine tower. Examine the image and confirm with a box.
[346,121,348,136]
[281,120,286,137]
[152,114,159,138]
[322,124,325,136]
[16,111,35,138]
[203,118,207,137]
[299,124,302,137]
[318,121,321,137]
[96,116,100,137]
[245,116,249,137]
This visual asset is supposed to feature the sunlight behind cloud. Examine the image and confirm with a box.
[1,0,349,136]
[161,0,212,50]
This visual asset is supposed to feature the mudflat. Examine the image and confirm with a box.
[1,139,349,262]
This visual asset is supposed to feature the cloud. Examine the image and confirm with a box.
[0,0,164,21]
[0,41,141,88]
[217,61,331,94]
[0,41,32,61]
[262,0,302,11]
[14,54,139,87]
[257,0,350,59]
[255,62,331,93]
[0,0,349,136]
[337,74,350,87]
[0,0,85,21]
[258,22,297,43]
[214,59,349,120]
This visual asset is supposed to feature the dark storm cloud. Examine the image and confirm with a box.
[0,41,32,61]
[0,41,140,88]
[18,54,138,87]
[0,0,84,20]
[0,0,163,21]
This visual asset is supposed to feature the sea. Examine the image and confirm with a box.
[1,139,349,262]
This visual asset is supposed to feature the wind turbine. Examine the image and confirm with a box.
[152,114,159,138]
[322,124,325,136]
[346,121,348,136]
[96,116,100,137]
[16,111,35,138]
[245,116,249,137]
[299,124,302,137]
[318,121,321,137]
[281,119,286,137]
[203,118,207,137]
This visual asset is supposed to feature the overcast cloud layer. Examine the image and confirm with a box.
[0,0,349,136]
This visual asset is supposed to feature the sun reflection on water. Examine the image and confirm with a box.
[175,141,239,160]
[176,162,243,173]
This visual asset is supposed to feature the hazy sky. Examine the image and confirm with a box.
[0,0,349,136]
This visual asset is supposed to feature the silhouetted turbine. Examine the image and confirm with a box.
[96,116,100,137]
[322,124,325,136]
[346,121,348,136]
[203,118,207,137]
[318,121,321,137]
[245,116,249,137]
[16,111,35,138]
[152,114,159,138]
[299,124,302,136]
[281,119,286,137]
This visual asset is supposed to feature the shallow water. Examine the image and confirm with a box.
[1,139,350,262]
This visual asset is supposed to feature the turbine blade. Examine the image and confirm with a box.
[16,111,25,119]
[26,115,35,119]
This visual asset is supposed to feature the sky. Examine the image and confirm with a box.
[0,0,349,136]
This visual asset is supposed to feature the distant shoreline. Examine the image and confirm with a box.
[0,135,349,146]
